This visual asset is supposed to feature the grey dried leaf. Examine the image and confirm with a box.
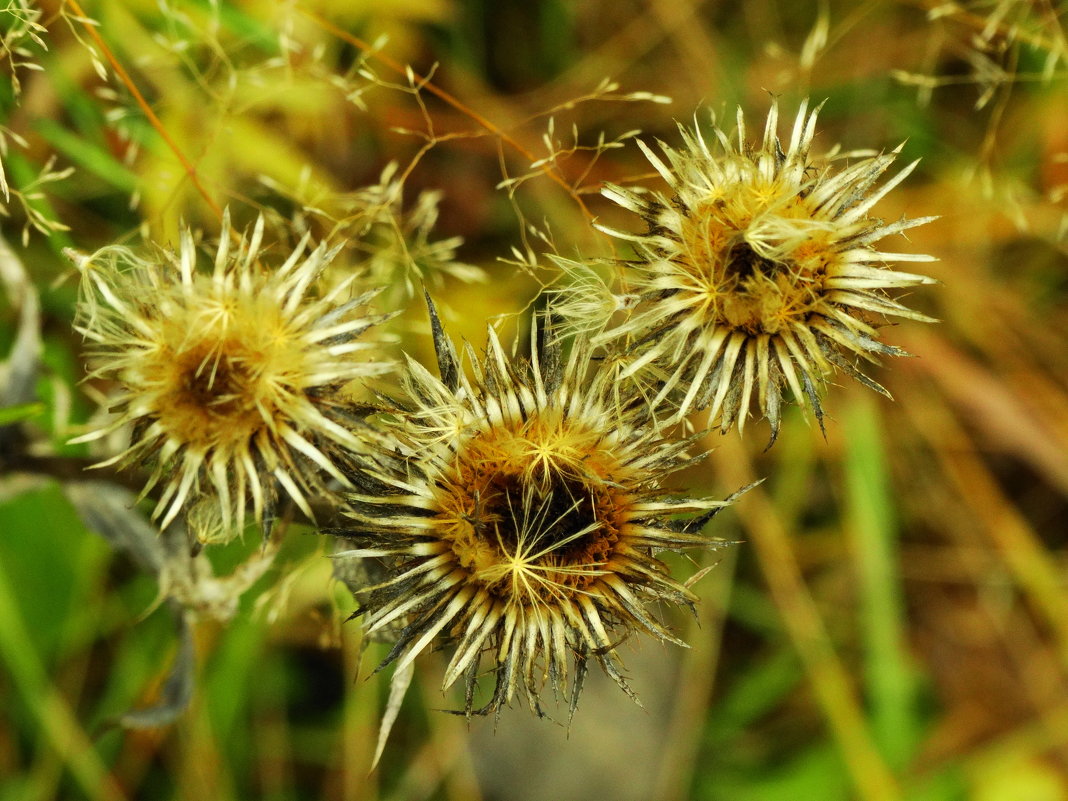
[331,542,401,643]
[115,607,196,729]
[63,481,168,575]
[331,543,385,597]
[0,232,42,410]
[63,482,198,730]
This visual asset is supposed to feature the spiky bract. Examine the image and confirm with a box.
[338,304,730,718]
[596,100,937,440]
[72,214,393,539]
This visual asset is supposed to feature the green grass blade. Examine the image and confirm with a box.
[0,551,126,801]
[33,119,139,194]
[844,395,919,770]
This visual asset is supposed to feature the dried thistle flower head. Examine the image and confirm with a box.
[596,99,937,441]
[71,213,394,538]
[338,299,733,721]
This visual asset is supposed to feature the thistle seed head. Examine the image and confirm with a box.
[71,212,394,540]
[595,99,937,441]
[337,301,733,719]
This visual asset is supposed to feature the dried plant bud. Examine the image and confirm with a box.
[336,299,734,727]
[70,212,394,539]
[596,100,937,442]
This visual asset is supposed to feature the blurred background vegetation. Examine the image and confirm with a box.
[1,0,1067,799]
